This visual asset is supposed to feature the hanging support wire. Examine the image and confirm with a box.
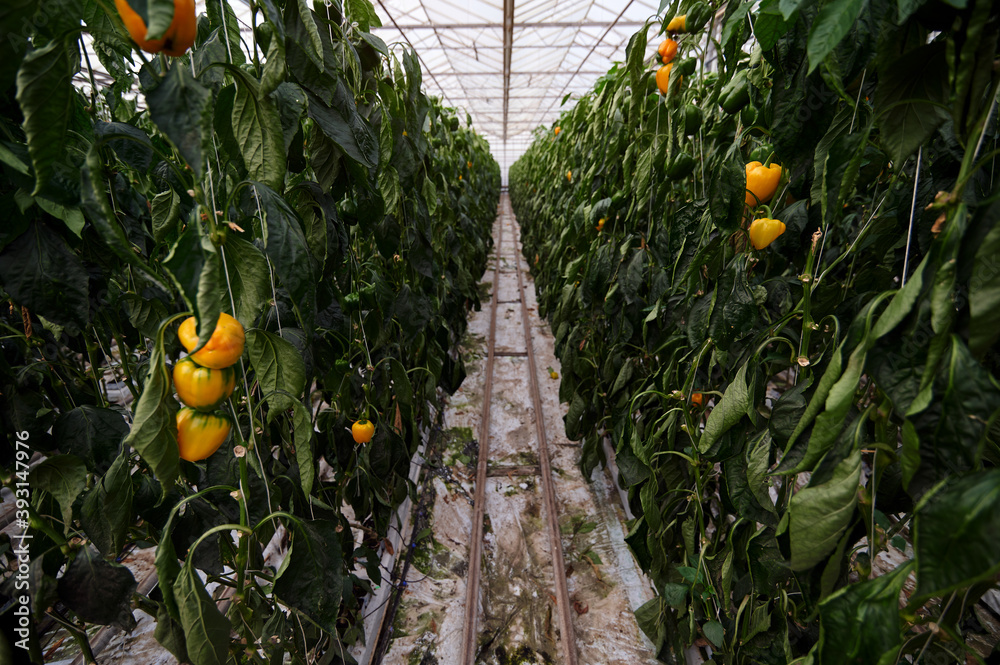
[901,146,923,287]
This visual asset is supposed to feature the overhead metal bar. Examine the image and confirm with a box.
[380,20,648,29]
[375,0,456,109]
[502,0,514,141]
[541,0,642,124]
[426,70,608,76]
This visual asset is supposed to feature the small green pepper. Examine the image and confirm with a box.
[683,105,703,136]
[667,152,696,179]
[749,143,773,163]
[342,292,361,312]
[720,70,750,114]
[676,57,697,76]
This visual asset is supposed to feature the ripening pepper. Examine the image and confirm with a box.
[745,161,783,207]
[666,15,686,32]
[115,0,197,57]
[656,64,681,95]
[352,419,375,444]
[173,357,236,411]
[748,218,786,249]
[176,408,232,462]
[658,39,678,64]
[177,312,246,369]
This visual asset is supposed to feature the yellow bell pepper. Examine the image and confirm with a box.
[352,419,375,444]
[176,408,232,461]
[748,218,787,250]
[178,312,246,369]
[173,357,236,411]
[745,161,783,207]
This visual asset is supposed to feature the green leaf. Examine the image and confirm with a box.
[273,520,344,633]
[345,0,382,31]
[95,121,154,173]
[221,236,272,325]
[53,406,129,474]
[205,0,245,65]
[231,77,286,191]
[146,63,212,176]
[293,0,324,69]
[779,0,810,19]
[30,455,88,531]
[151,188,182,243]
[36,197,86,237]
[709,157,745,232]
[81,451,134,556]
[703,619,725,648]
[699,361,751,453]
[899,419,920,490]
[307,82,380,168]
[57,546,137,630]
[247,329,307,414]
[788,449,861,570]
[163,226,226,353]
[124,334,180,498]
[874,43,950,165]
[818,561,912,663]
[806,0,865,73]
[913,471,1000,599]
[755,0,793,52]
[969,216,1000,356]
[721,1,753,49]
[896,0,929,22]
[153,604,190,663]
[0,221,90,336]
[378,164,401,217]
[174,564,231,665]
[243,182,317,323]
[421,176,438,217]
[634,597,666,649]
[80,147,169,292]
[16,39,75,197]
[291,401,314,496]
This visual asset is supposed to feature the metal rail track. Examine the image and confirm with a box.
[461,196,579,665]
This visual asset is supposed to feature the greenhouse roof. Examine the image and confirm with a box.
[369,0,662,175]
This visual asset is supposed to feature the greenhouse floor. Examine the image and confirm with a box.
[378,196,665,665]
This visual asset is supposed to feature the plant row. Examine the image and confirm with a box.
[511,0,1000,662]
[0,0,499,663]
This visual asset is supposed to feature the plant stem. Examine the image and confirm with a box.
[46,610,97,664]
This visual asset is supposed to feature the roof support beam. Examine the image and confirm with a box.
[424,71,609,76]
[501,0,514,141]
[375,0,456,108]
[380,21,648,29]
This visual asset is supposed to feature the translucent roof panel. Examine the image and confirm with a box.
[371,0,662,183]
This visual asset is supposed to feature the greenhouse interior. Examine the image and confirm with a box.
[1,0,1000,663]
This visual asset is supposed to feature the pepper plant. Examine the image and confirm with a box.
[511,0,1000,662]
[0,0,499,662]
